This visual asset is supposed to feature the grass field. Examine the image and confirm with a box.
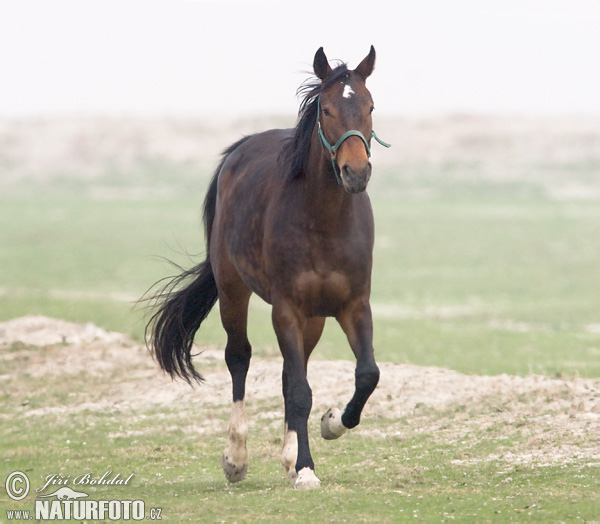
[1,324,598,522]
[1,116,599,521]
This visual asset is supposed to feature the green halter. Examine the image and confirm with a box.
[317,96,391,184]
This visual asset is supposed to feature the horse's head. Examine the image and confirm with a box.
[314,46,378,194]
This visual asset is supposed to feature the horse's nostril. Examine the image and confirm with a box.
[341,163,370,181]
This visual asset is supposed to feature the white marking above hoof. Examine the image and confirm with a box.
[294,467,321,490]
[321,407,347,440]
[281,427,298,482]
[222,400,249,483]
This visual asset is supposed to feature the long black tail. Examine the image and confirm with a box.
[145,136,252,385]
[146,259,218,384]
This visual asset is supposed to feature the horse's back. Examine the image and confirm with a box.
[219,128,292,185]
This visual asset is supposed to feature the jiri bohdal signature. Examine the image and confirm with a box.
[36,471,134,494]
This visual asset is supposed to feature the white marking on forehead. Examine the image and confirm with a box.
[342,84,355,99]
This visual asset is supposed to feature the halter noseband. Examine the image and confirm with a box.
[317,96,391,184]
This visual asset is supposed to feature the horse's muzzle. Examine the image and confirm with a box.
[340,161,372,194]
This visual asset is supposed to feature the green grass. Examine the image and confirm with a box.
[2,182,599,377]
[1,338,598,523]
[1,401,598,522]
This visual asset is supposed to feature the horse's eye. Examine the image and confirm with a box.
[322,107,331,117]
[369,106,375,114]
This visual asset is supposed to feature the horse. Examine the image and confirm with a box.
[146,46,390,490]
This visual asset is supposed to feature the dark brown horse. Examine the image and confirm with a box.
[147,46,389,489]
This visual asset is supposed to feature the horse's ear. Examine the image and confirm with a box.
[355,45,376,79]
[313,47,332,81]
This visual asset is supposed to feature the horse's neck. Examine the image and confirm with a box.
[300,136,354,226]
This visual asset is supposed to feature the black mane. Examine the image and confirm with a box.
[280,63,350,180]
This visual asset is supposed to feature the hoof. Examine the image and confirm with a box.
[221,454,248,483]
[287,469,298,483]
[294,467,321,490]
[321,407,347,440]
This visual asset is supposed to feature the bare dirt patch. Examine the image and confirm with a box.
[1,316,598,467]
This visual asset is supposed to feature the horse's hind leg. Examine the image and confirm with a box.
[219,288,252,483]
[281,316,325,481]
[322,301,380,439]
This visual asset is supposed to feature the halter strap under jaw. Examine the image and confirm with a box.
[316,96,391,185]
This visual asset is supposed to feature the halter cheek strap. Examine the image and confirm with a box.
[317,97,391,184]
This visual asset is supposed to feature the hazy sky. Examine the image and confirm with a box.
[2,0,600,117]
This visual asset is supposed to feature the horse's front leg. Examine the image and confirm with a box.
[322,300,380,439]
[273,303,321,490]
[281,316,325,482]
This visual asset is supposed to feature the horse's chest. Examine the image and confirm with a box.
[292,269,353,316]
